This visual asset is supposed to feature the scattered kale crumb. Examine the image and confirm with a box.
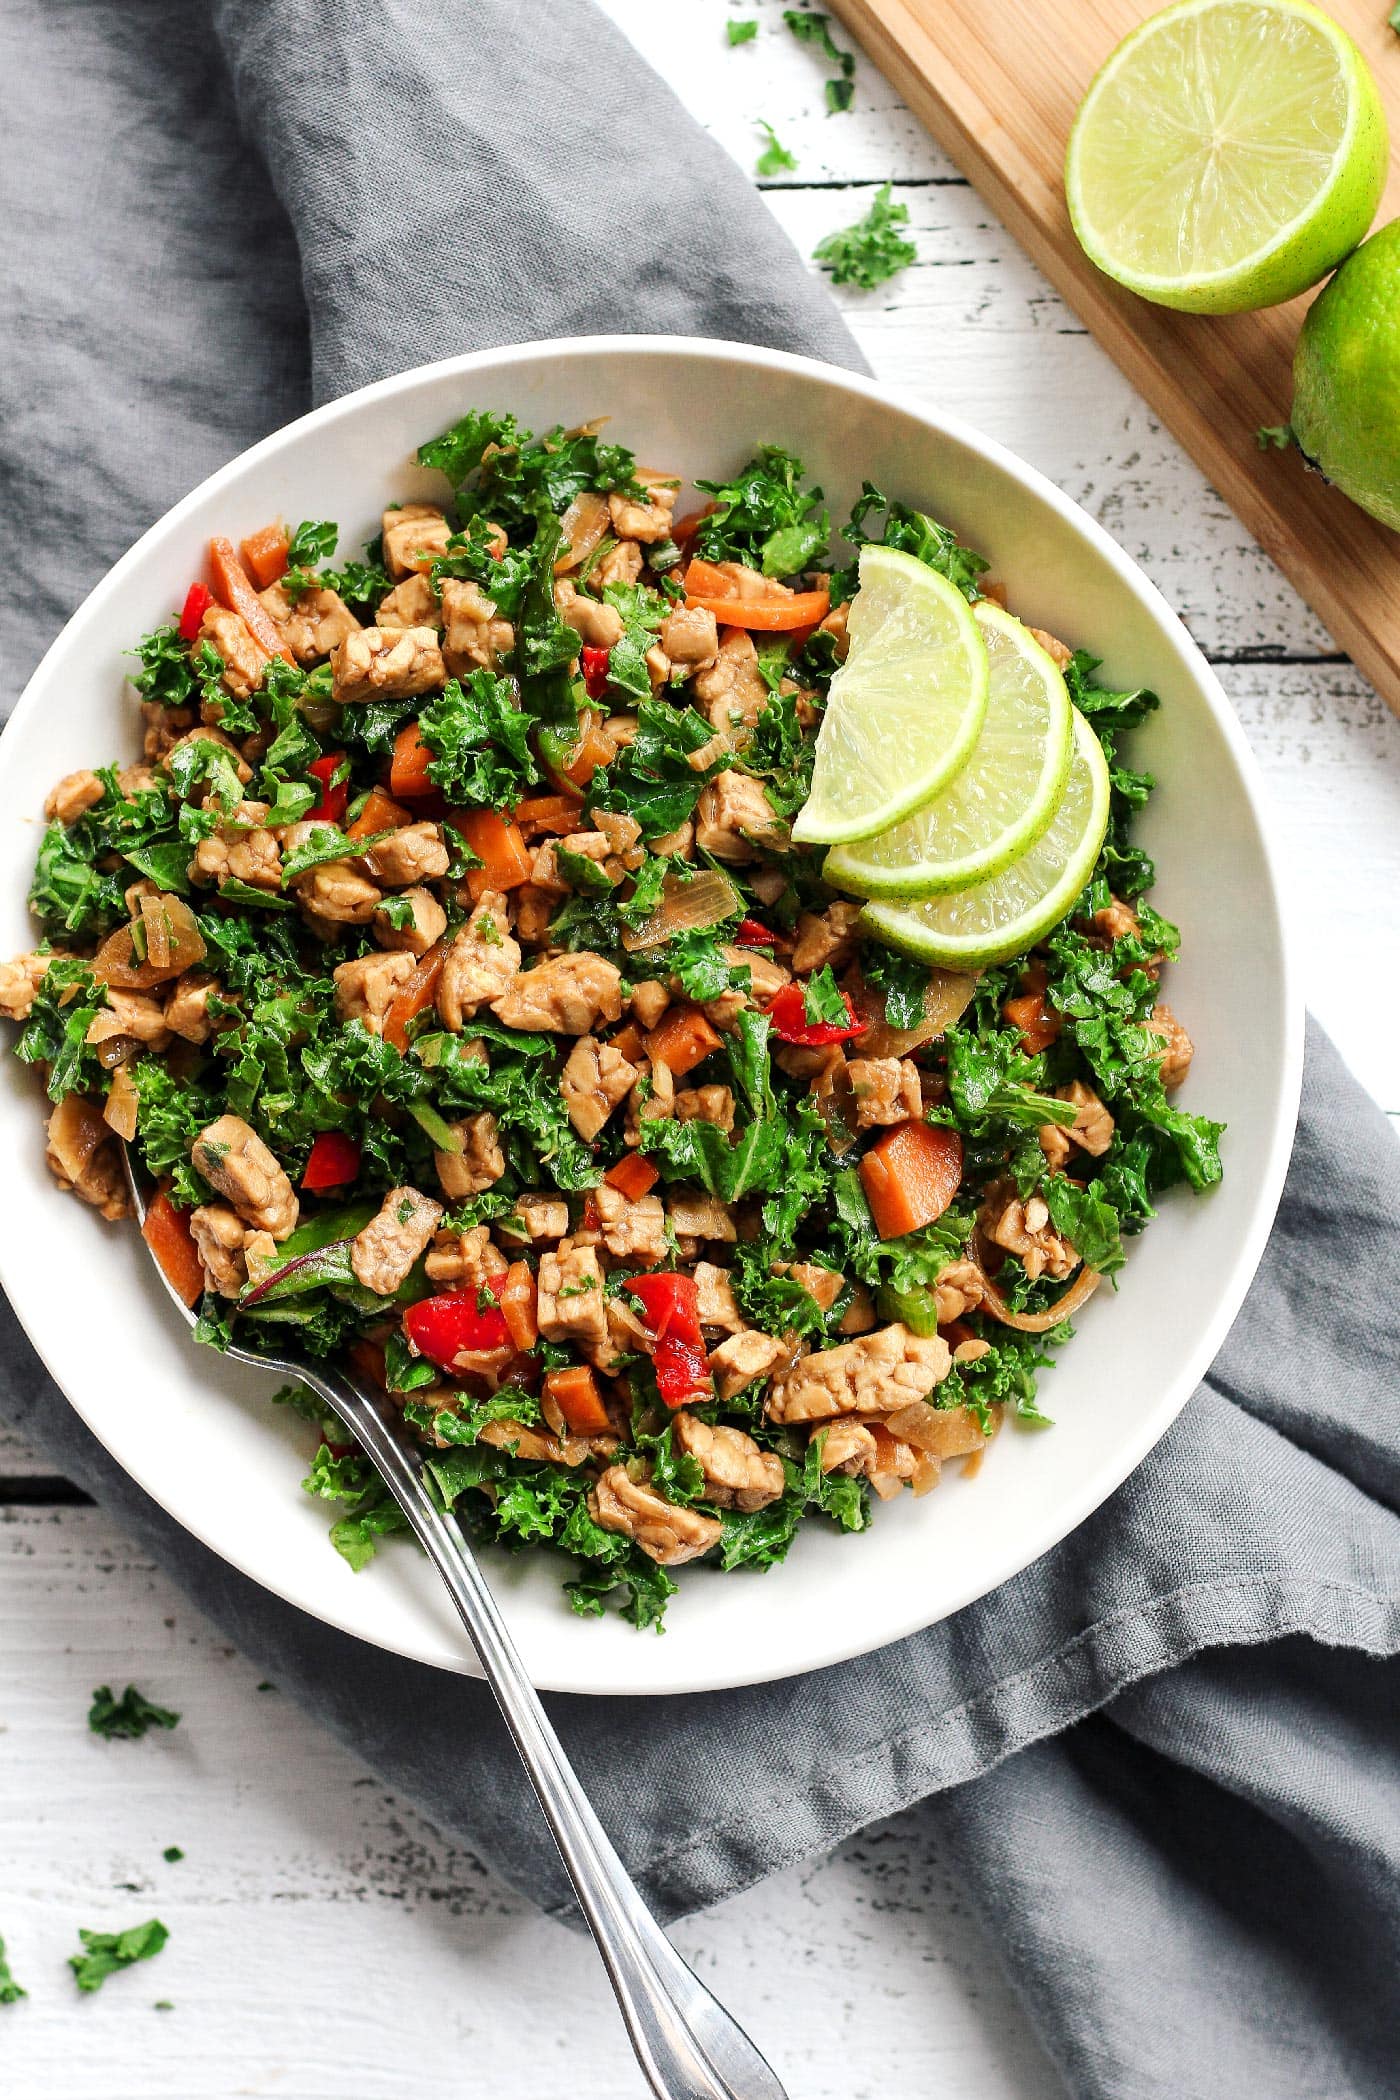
[1256,423,1293,450]
[68,1919,169,1993]
[88,1685,181,1741]
[154,2000,175,2012]
[784,7,857,110]
[814,183,917,290]
[255,1680,277,1693]
[0,1933,26,2005]
[727,16,758,42]
[755,119,798,177]
[162,1847,185,1864]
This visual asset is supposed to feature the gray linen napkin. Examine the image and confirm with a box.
[3,6,1398,2096]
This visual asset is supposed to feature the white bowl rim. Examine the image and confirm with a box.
[0,334,1304,1694]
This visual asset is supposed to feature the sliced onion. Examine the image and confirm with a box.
[844,962,978,1059]
[46,1093,109,1184]
[554,489,610,574]
[102,1063,139,1141]
[94,895,205,988]
[620,868,741,952]
[969,1233,1103,1333]
[813,1053,859,1156]
[886,1399,995,1459]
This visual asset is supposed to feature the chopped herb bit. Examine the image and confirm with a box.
[0,1934,26,2005]
[755,120,798,177]
[784,7,857,108]
[69,1919,169,1994]
[1256,423,1293,450]
[162,1847,185,1864]
[727,16,759,42]
[814,183,917,289]
[88,1685,181,1741]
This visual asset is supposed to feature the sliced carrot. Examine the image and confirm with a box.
[543,712,616,793]
[389,720,436,800]
[450,808,533,900]
[607,1021,646,1064]
[670,502,718,553]
[208,536,296,664]
[1002,991,1059,1055]
[643,1005,723,1079]
[544,1363,612,1438]
[604,1153,659,1200]
[497,1261,539,1353]
[682,557,830,633]
[239,521,290,590]
[347,786,413,840]
[383,940,446,1052]
[513,792,581,837]
[141,1189,206,1309]
[859,1121,964,1241]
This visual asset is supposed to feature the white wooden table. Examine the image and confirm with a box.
[3,7,1398,2095]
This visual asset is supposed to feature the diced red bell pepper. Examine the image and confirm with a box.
[301,1130,361,1192]
[404,1291,510,1372]
[766,980,865,1048]
[580,644,611,701]
[734,916,781,949]
[178,582,214,643]
[306,751,348,826]
[625,1271,712,1409]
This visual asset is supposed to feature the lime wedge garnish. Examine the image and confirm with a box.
[1065,0,1387,315]
[823,603,1072,899]
[792,545,989,846]
[860,710,1110,969]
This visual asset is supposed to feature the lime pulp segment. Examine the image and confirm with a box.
[823,603,1073,899]
[792,544,989,846]
[859,710,1111,969]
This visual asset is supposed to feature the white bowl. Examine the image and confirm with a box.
[0,337,1301,1697]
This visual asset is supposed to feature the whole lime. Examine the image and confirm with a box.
[1292,220,1400,531]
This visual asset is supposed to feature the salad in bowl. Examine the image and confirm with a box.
[0,405,1221,1630]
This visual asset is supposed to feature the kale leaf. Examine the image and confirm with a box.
[419,671,540,807]
[814,184,917,289]
[69,1919,169,1994]
[695,445,829,578]
[88,1684,181,1741]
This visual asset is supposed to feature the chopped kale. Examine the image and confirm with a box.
[69,1920,168,1993]
[88,1684,181,1741]
[755,120,798,177]
[814,184,917,289]
[694,445,829,578]
[419,671,540,807]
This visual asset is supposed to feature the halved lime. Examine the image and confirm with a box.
[792,545,989,846]
[1065,0,1387,316]
[860,710,1110,969]
[823,603,1072,899]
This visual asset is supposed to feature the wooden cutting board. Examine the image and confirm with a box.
[830,0,1400,716]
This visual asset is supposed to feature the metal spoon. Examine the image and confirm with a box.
[121,1148,787,2100]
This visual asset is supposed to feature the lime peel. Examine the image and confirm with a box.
[792,544,989,846]
[823,603,1073,899]
[859,710,1111,970]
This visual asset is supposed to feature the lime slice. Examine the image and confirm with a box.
[1065,0,1387,316]
[823,603,1072,900]
[792,544,989,846]
[860,710,1110,969]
